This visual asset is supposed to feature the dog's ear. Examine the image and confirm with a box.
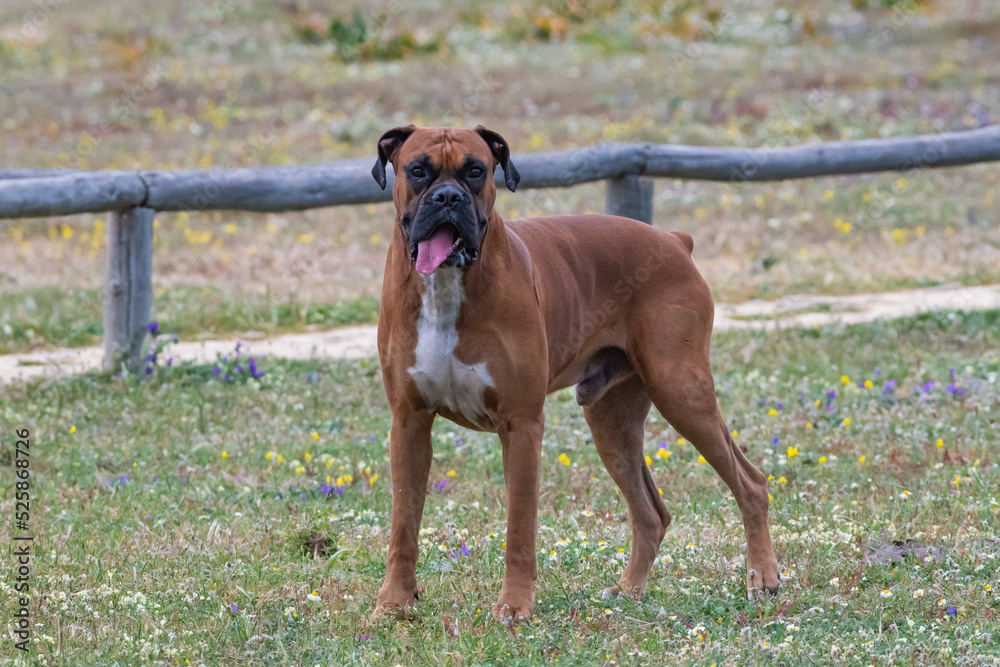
[372,125,417,190]
[475,125,520,193]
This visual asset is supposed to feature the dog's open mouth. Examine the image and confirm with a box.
[411,223,469,275]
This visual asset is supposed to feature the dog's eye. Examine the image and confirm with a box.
[410,167,426,178]
[468,167,483,178]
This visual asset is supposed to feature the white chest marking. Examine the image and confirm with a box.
[408,269,493,423]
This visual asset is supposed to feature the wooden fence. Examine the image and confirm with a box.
[2,125,999,372]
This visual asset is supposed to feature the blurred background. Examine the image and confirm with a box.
[1,0,998,353]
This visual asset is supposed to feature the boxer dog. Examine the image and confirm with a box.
[371,125,779,623]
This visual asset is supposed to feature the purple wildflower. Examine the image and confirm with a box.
[300,492,306,499]
[212,366,221,375]
[947,606,957,615]
[147,321,159,336]
[771,437,779,445]
[321,483,331,494]
[119,475,127,484]
[152,476,158,482]
[434,479,446,490]
[235,364,243,374]
[923,380,936,392]
[460,543,469,556]
[231,603,239,612]
[776,403,783,410]
[875,367,881,376]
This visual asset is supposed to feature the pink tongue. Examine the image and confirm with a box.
[415,226,456,275]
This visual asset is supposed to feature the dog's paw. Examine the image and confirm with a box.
[600,586,622,601]
[603,578,645,600]
[603,584,648,600]
[373,582,419,620]
[747,567,781,599]
[492,591,533,625]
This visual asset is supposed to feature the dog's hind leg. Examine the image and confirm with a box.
[632,306,780,597]
[585,373,670,598]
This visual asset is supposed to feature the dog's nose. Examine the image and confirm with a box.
[430,185,467,207]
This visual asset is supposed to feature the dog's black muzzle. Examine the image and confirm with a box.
[405,183,486,269]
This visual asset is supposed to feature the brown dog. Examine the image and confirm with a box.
[371,125,779,623]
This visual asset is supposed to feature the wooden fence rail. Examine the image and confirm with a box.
[2,125,999,372]
[2,125,999,218]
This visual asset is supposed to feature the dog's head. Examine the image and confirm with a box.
[372,125,519,275]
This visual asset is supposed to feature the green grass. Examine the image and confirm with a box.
[2,310,1000,664]
[0,286,380,354]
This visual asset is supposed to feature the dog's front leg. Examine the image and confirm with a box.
[493,414,543,624]
[375,408,434,616]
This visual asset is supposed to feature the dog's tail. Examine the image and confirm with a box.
[671,231,694,255]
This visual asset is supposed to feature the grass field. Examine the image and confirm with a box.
[2,310,999,664]
[2,0,1000,355]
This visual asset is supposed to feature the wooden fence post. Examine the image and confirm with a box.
[605,174,654,224]
[102,207,155,373]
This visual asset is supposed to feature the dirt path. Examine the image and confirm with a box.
[3,283,999,386]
